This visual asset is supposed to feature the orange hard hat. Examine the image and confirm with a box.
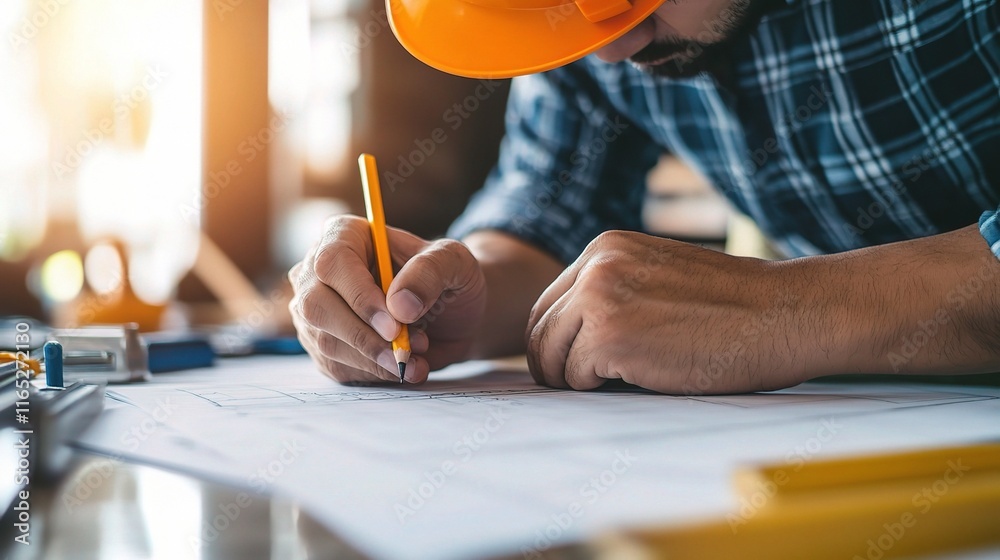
[386,0,669,78]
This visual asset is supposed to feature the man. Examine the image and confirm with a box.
[289,0,1000,394]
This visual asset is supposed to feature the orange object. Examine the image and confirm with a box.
[359,154,412,381]
[68,240,165,332]
[0,352,41,377]
[387,0,668,78]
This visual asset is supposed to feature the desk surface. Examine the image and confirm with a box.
[2,452,999,560]
[4,356,1000,560]
[1,453,363,560]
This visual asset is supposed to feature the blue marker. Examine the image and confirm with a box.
[44,340,64,388]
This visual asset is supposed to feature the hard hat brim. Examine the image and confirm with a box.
[386,0,669,79]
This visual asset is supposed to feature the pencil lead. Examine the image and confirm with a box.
[398,362,406,383]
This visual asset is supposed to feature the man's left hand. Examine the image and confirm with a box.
[525,230,810,394]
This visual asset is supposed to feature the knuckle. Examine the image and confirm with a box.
[322,216,371,254]
[586,230,639,259]
[313,241,349,279]
[322,214,359,234]
[526,302,544,333]
[297,288,327,327]
[418,245,450,273]
[565,348,596,390]
[576,261,616,295]
[316,333,340,358]
[526,316,545,356]
[344,284,369,314]
[432,238,466,257]
[347,324,379,359]
[363,359,390,380]
[295,325,315,354]
[591,230,622,250]
[290,292,311,319]
[422,238,467,274]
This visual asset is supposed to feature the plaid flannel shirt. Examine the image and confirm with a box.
[449,0,1000,263]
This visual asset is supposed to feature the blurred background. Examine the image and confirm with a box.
[0,0,739,335]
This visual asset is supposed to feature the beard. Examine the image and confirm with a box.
[629,0,763,78]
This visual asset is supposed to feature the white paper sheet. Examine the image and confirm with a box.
[74,356,1000,559]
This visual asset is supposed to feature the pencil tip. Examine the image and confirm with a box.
[397,362,406,383]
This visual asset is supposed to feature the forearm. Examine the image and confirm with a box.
[793,224,1000,378]
[462,230,564,358]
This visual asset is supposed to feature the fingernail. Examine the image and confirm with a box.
[389,289,423,322]
[404,358,417,383]
[411,329,429,353]
[377,350,400,378]
[371,312,399,341]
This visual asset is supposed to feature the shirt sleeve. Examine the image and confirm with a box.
[447,60,664,265]
[979,208,1000,259]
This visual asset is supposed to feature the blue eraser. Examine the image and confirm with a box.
[144,332,215,373]
[44,340,64,388]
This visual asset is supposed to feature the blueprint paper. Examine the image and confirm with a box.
[73,356,1000,559]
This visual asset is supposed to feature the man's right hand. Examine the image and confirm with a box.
[289,215,487,384]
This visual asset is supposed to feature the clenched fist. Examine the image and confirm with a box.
[289,215,487,384]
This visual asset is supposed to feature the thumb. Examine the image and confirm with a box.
[386,225,429,264]
[386,238,484,324]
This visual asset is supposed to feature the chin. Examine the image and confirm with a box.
[631,55,717,79]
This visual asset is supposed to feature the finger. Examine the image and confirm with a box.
[386,225,432,263]
[387,238,484,324]
[292,312,409,384]
[310,329,399,383]
[291,279,402,373]
[563,324,611,391]
[526,262,581,342]
[288,261,302,284]
[313,331,434,384]
[293,315,387,383]
[526,289,583,390]
[409,328,430,354]
[311,216,401,342]
[404,354,432,384]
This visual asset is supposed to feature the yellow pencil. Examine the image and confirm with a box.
[359,153,411,382]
